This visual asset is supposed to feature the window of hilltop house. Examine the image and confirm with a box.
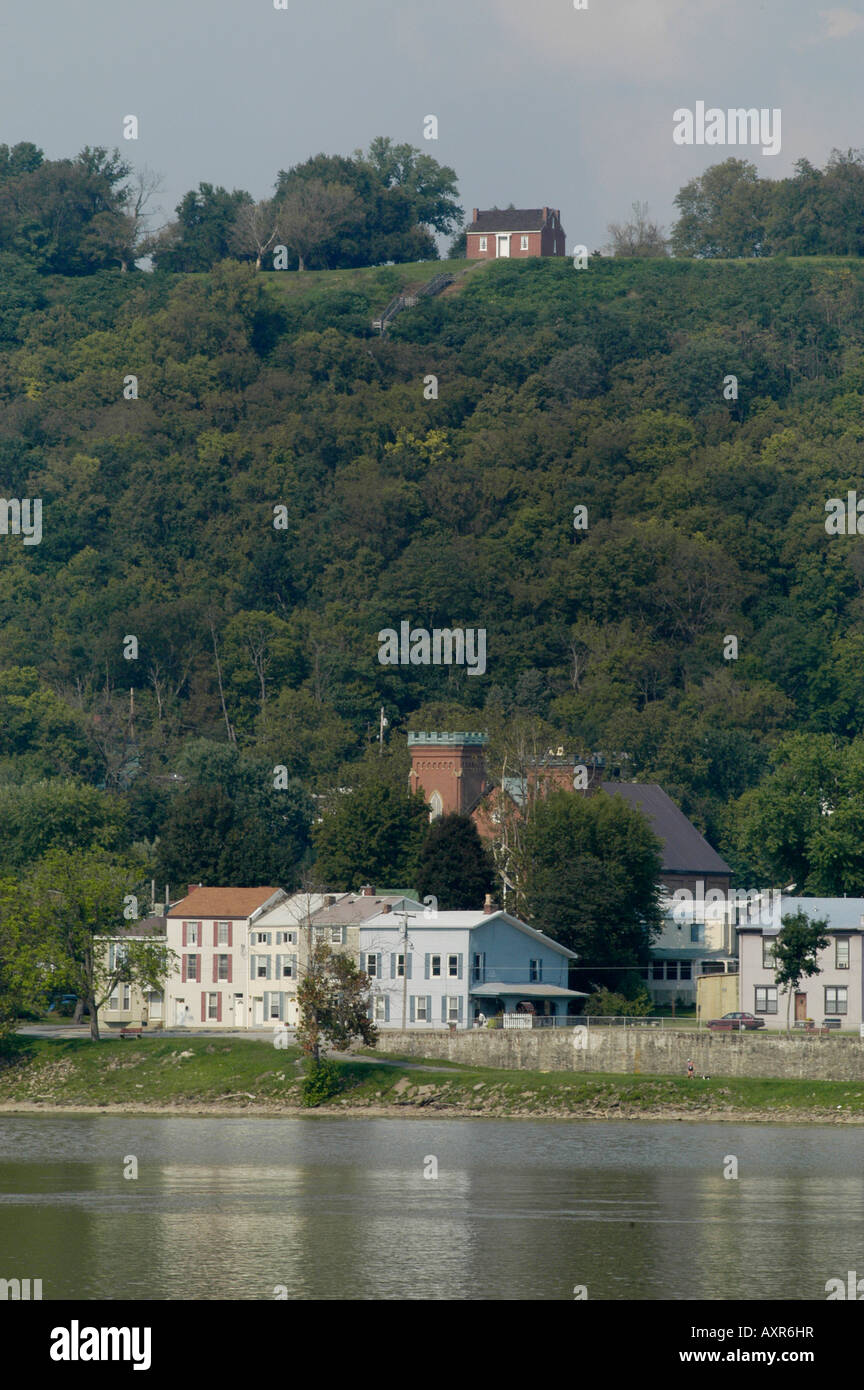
[529,959,541,982]
[374,997,387,1022]
[448,955,459,978]
[122,985,131,1011]
[762,937,777,969]
[755,986,778,1014]
[447,997,460,1023]
[396,954,405,978]
[365,954,378,978]
[330,927,343,945]
[217,922,230,945]
[652,962,664,980]
[208,994,219,1020]
[186,955,198,982]
[836,937,850,970]
[826,986,847,1015]
[690,923,705,944]
[269,996,282,1021]
[108,990,119,1011]
[479,237,487,251]
[256,959,268,979]
[416,997,428,1022]
[217,956,229,981]
[431,955,442,978]
[666,962,679,980]
[185,923,199,946]
[679,962,692,981]
[521,235,528,249]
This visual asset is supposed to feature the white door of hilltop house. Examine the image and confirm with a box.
[174,998,185,1025]
[234,995,244,1028]
[253,997,263,1026]
[497,234,510,258]
[148,991,163,1022]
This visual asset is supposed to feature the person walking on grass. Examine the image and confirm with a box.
[687,1058,695,1080]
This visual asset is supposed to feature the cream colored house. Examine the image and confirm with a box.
[96,918,169,1033]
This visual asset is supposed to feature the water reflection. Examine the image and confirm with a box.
[0,1116,860,1300]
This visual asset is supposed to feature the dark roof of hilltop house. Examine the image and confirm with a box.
[600,783,732,876]
[468,209,553,233]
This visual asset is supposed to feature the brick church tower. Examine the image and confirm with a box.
[407,732,490,818]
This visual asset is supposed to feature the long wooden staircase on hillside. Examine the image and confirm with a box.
[371,271,453,333]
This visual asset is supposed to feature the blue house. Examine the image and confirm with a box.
[358,898,583,1029]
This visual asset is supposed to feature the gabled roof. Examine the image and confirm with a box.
[601,783,732,876]
[468,209,553,233]
[167,886,285,919]
[361,907,578,958]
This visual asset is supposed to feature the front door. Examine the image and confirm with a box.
[148,991,163,1021]
[174,998,185,1025]
[253,997,263,1026]
[234,995,244,1027]
[795,992,807,1021]
[496,234,510,258]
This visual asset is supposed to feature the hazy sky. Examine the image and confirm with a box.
[3,0,862,251]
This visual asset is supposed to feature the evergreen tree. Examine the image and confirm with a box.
[415,813,495,909]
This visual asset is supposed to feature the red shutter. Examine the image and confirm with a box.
[228,956,233,984]
[195,956,200,983]
[228,923,233,948]
[217,994,223,1023]
[201,991,206,1023]
[182,923,187,948]
[182,956,187,983]
[212,955,218,983]
[213,922,218,947]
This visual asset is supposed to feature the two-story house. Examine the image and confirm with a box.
[358,895,582,1029]
[738,896,864,1030]
[250,887,424,1026]
[95,917,169,1033]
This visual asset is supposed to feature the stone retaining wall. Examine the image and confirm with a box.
[376,1027,864,1080]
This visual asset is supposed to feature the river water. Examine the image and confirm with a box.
[0,1115,860,1300]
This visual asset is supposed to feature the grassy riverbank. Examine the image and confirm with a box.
[2,1037,864,1122]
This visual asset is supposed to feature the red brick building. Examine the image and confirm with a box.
[408,732,732,898]
[407,731,492,818]
[466,207,566,260]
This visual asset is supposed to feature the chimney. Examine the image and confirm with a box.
[483,893,497,914]
[187,883,203,897]
[361,884,375,896]
[472,207,479,223]
[323,895,335,908]
[543,206,549,221]
[380,903,392,914]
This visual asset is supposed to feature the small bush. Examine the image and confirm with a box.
[300,1058,342,1107]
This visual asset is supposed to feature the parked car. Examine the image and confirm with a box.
[707,1011,765,1031]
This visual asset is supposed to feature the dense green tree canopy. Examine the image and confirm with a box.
[415,813,496,909]
[516,791,664,983]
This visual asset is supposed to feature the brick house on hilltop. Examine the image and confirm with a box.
[466,207,566,259]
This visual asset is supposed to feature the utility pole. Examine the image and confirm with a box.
[378,706,388,755]
[401,911,409,1030]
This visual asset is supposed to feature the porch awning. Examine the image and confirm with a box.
[470,983,587,999]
